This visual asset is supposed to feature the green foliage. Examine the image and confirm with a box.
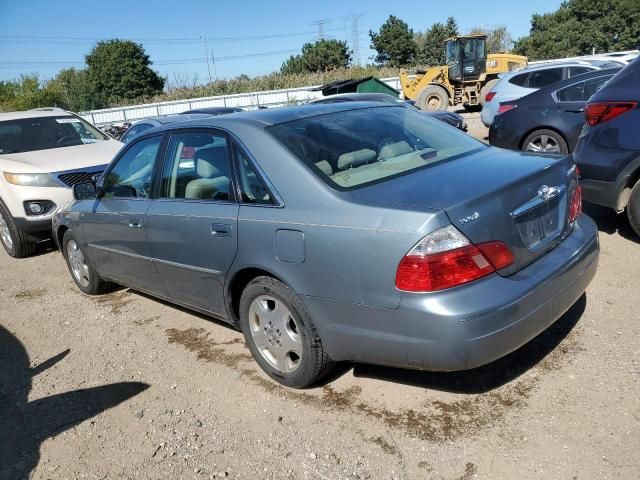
[415,17,459,66]
[369,15,416,67]
[0,75,66,111]
[514,0,640,60]
[281,39,351,74]
[469,26,513,54]
[85,39,165,102]
[49,68,104,111]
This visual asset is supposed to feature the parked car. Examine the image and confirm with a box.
[181,107,245,115]
[119,114,212,144]
[54,103,598,388]
[481,61,619,128]
[0,109,122,258]
[573,57,640,236]
[310,93,467,131]
[489,68,620,154]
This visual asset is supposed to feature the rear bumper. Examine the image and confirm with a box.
[303,215,599,371]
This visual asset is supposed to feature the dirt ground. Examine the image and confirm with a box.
[1,118,639,480]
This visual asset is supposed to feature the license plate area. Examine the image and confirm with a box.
[514,195,566,251]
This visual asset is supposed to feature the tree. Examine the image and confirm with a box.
[469,26,513,54]
[281,39,351,74]
[514,0,640,60]
[50,68,103,111]
[0,75,66,112]
[85,39,165,102]
[369,15,416,67]
[415,17,459,66]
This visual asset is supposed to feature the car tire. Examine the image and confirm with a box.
[627,180,640,237]
[239,276,334,388]
[417,85,449,111]
[62,230,113,295]
[522,129,569,155]
[0,201,36,258]
[479,79,499,107]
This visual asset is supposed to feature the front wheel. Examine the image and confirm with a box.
[239,276,334,388]
[627,180,640,237]
[522,129,568,155]
[63,230,114,295]
[416,85,449,111]
[0,201,36,258]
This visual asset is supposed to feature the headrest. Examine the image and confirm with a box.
[315,160,333,176]
[337,148,376,170]
[195,146,230,179]
[378,141,412,161]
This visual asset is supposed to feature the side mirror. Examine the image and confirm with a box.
[73,181,98,200]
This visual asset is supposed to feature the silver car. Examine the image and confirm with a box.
[54,103,599,388]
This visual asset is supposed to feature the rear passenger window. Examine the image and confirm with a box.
[234,144,273,205]
[556,76,612,102]
[527,68,563,89]
[161,132,232,201]
[509,73,529,87]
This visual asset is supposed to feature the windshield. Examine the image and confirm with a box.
[445,40,459,65]
[0,115,107,154]
[268,106,484,191]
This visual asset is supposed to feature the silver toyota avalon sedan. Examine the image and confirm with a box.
[53,103,599,388]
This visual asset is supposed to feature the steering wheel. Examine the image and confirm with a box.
[56,135,77,146]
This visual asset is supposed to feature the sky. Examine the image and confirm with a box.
[0,0,564,85]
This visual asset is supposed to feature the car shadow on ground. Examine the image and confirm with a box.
[0,326,149,479]
[584,202,640,244]
[349,294,587,394]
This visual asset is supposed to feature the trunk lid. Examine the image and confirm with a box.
[350,147,577,274]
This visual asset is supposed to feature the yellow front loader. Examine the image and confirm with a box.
[400,35,527,111]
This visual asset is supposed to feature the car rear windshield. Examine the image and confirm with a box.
[0,115,107,154]
[268,106,484,190]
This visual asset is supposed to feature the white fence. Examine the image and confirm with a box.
[80,77,403,126]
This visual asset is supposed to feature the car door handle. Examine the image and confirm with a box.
[211,223,231,237]
[128,219,143,228]
[565,108,585,113]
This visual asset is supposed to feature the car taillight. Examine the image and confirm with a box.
[586,101,637,126]
[485,91,496,102]
[569,184,582,224]
[395,226,514,292]
[497,104,517,114]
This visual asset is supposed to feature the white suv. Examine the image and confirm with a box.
[0,109,122,257]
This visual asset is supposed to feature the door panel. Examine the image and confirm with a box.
[145,130,239,316]
[81,135,164,293]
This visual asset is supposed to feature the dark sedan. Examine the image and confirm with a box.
[310,93,467,131]
[53,103,597,388]
[573,57,640,236]
[489,68,620,154]
[181,106,245,115]
[119,113,211,144]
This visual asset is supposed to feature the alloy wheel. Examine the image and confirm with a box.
[0,214,13,250]
[526,134,561,153]
[67,240,90,288]
[248,295,303,374]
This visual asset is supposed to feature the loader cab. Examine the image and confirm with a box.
[445,35,487,83]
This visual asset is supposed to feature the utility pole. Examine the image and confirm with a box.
[200,35,213,84]
[211,52,218,82]
[347,13,365,66]
[312,19,330,40]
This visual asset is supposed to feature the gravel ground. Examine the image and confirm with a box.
[1,117,639,480]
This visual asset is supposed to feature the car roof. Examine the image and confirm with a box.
[134,113,211,126]
[502,61,599,78]
[0,109,73,121]
[140,102,399,134]
[310,93,404,104]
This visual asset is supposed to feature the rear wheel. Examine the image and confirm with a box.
[627,180,640,237]
[239,276,334,388]
[0,201,36,258]
[63,230,113,294]
[522,129,568,155]
[417,85,449,111]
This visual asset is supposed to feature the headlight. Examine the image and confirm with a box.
[3,172,61,187]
